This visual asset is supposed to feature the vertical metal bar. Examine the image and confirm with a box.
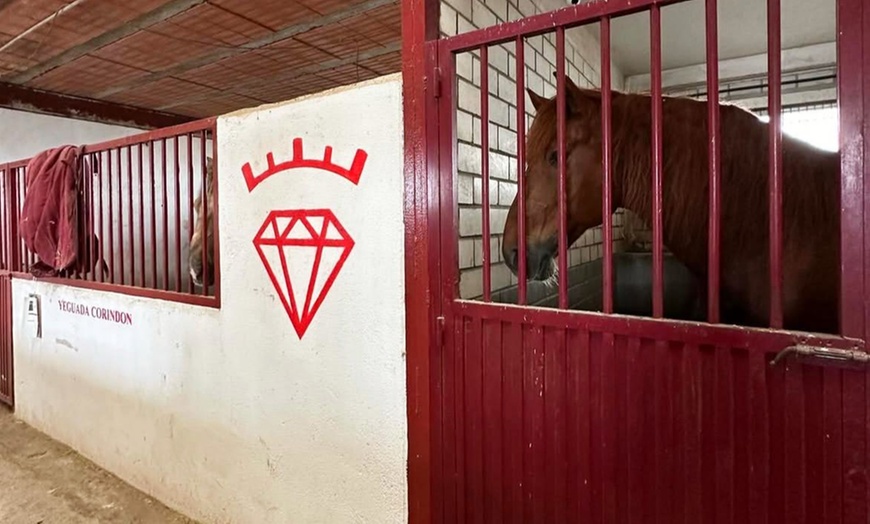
[480,45,492,302]
[117,148,125,285]
[0,169,6,270]
[74,155,83,280]
[187,133,195,294]
[515,36,528,305]
[210,127,220,303]
[650,5,665,318]
[837,0,866,339]
[600,16,614,315]
[9,168,17,272]
[21,168,28,272]
[150,141,157,288]
[88,153,96,280]
[162,138,169,291]
[767,0,783,328]
[200,131,209,296]
[17,168,25,272]
[706,0,721,323]
[97,153,105,282]
[138,144,145,287]
[107,149,115,284]
[555,27,568,309]
[127,145,134,286]
[174,135,182,292]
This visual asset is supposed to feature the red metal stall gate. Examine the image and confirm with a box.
[0,161,14,408]
[421,0,870,522]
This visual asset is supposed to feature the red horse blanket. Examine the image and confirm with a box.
[19,145,102,277]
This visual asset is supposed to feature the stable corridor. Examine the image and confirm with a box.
[0,408,195,523]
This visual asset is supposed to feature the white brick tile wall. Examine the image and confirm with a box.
[443,0,631,302]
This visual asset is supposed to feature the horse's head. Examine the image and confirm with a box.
[189,157,215,287]
[502,76,611,281]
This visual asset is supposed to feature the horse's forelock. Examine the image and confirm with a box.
[526,100,558,165]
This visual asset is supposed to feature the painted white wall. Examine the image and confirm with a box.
[0,108,138,164]
[12,73,408,524]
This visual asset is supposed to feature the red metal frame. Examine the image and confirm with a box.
[650,5,664,318]
[515,37,528,305]
[0,117,220,309]
[767,0,784,328]
[403,0,441,522]
[0,274,12,408]
[480,45,492,302]
[556,28,569,308]
[706,0,721,323]
[600,16,614,314]
[404,0,870,521]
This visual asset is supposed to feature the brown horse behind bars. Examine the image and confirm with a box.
[189,157,215,287]
[502,76,840,334]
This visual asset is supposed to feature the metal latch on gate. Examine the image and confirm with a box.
[770,344,870,367]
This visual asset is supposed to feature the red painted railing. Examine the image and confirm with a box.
[0,118,220,308]
[445,0,824,331]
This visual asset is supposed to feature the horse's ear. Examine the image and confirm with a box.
[527,88,546,110]
[553,72,602,113]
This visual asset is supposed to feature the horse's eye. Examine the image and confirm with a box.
[548,151,558,166]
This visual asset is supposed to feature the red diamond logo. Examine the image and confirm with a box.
[253,209,354,339]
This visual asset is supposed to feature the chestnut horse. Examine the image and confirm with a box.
[502,76,840,334]
[188,156,215,287]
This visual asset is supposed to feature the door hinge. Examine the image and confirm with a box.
[432,68,442,99]
[435,315,445,348]
[770,344,870,367]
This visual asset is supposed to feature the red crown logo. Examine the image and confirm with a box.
[241,138,367,192]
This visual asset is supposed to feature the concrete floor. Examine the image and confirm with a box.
[0,407,196,524]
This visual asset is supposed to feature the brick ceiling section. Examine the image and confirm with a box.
[0,0,168,74]
[0,0,401,121]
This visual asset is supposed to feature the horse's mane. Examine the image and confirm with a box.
[611,92,840,273]
[525,86,841,329]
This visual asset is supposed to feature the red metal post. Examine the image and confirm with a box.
[555,27,568,309]
[97,153,105,282]
[600,16,614,314]
[480,45,492,302]
[402,0,440,519]
[162,138,169,291]
[12,166,20,273]
[108,149,115,284]
[706,0,720,323]
[138,145,145,287]
[210,128,220,303]
[187,133,195,293]
[0,168,7,270]
[838,0,867,339]
[200,132,209,296]
[175,136,182,292]
[118,148,125,285]
[89,153,96,280]
[150,141,158,287]
[127,146,134,286]
[767,0,783,328]
[650,5,664,318]
[515,36,528,305]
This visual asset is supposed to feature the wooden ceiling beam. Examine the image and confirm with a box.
[0,82,193,129]
[155,43,400,110]
[7,0,207,84]
[94,0,397,99]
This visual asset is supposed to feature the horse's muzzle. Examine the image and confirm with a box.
[504,243,555,281]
